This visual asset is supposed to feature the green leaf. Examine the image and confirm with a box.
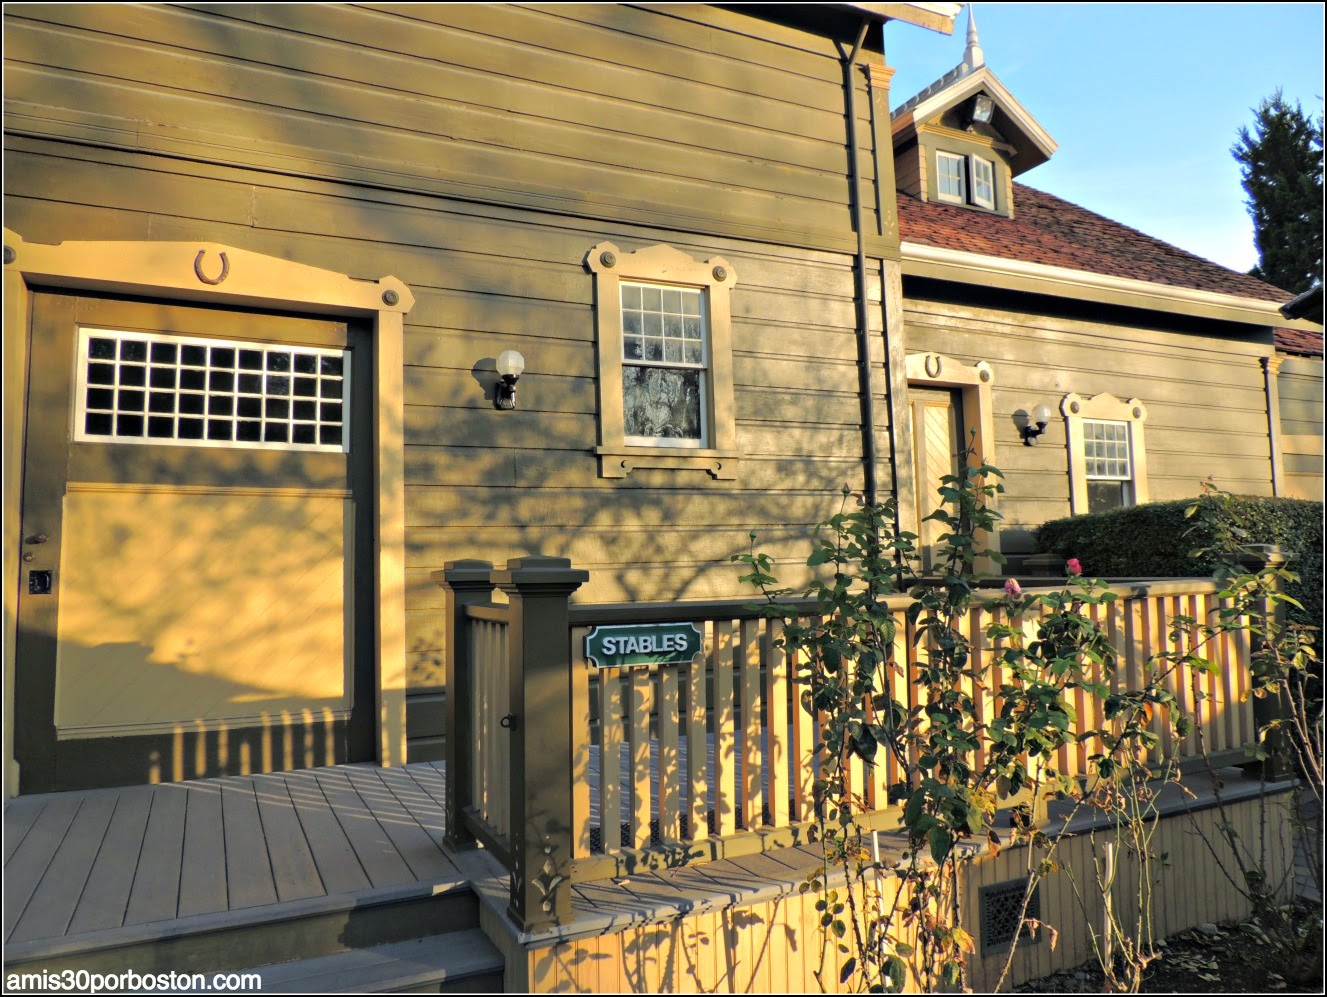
[928,825,951,865]
[840,957,857,984]
[885,955,907,991]
[904,788,926,827]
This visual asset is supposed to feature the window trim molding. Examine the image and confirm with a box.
[586,241,740,479]
[2,228,415,796]
[1061,391,1150,515]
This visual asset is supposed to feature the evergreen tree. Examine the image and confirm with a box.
[1231,90,1323,293]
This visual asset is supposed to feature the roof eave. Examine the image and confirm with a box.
[832,3,960,34]
[901,241,1321,333]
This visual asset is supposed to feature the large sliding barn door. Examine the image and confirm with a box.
[14,292,375,792]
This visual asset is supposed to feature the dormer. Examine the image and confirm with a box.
[891,6,1056,218]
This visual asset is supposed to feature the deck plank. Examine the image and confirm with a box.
[67,785,155,935]
[374,766,447,850]
[400,760,448,812]
[281,769,371,896]
[177,782,228,918]
[220,779,278,910]
[3,796,48,865]
[8,791,119,942]
[339,766,459,882]
[123,784,187,926]
[310,767,412,889]
[251,774,324,904]
[3,793,84,941]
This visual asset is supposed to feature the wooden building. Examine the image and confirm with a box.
[2,4,1319,989]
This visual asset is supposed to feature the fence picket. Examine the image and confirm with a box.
[600,667,624,853]
[659,663,681,844]
[766,618,790,829]
[688,628,710,842]
[741,618,764,830]
[713,620,737,838]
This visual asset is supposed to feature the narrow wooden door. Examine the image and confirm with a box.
[14,291,375,792]
[910,387,966,575]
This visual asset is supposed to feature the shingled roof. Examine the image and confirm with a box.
[897,182,1323,357]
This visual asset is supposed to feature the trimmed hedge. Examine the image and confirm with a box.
[1034,496,1323,634]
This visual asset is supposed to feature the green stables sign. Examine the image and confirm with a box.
[584,622,703,669]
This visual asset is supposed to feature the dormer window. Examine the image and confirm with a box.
[936,151,967,204]
[971,156,995,209]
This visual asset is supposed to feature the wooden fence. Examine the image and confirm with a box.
[436,556,1274,931]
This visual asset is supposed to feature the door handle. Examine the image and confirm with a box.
[24,533,48,545]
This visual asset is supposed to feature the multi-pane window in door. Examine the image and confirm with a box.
[75,328,349,452]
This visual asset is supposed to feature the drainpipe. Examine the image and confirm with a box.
[844,17,880,509]
[1263,354,1285,496]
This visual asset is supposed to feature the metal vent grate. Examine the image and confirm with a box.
[979,877,1041,956]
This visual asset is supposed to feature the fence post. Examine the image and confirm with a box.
[436,559,496,851]
[492,555,589,931]
[1234,544,1296,781]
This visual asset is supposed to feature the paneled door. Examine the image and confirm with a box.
[910,387,966,575]
[14,292,375,792]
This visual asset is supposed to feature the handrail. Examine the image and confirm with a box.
[463,603,512,623]
[567,577,1229,626]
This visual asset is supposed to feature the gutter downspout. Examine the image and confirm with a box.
[845,17,880,508]
[1263,354,1285,497]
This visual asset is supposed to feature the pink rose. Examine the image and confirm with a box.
[1004,578,1022,597]
[1066,558,1082,576]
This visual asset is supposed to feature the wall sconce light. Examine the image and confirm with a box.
[494,349,525,410]
[1020,403,1053,445]
[969,93,995,126]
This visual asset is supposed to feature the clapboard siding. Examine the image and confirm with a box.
[905,298,1276,547]
[1278,357,1325,500]
[4,2,889,251]
[4,134,883,717]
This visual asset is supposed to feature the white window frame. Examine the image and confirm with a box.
[936,151,967,204]
[619,281,709,449]
[1061,393,1149,515]
[970,155,996,210]
[586,242,741,479]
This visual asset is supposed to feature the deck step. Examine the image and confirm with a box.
[249,928,504,993]
[2,881,484,979]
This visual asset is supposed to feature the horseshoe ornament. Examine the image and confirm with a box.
[924,353,943,378]
[193,249,230,285]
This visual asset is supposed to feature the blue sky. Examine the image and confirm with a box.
[883,3,1325,275]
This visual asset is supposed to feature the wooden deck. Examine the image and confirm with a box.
[3,762,464,948]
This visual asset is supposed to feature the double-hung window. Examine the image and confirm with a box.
[1061,393,1150,515]
[620,282,706,447]
[587,242,740,479]
[1082,419,1132,511]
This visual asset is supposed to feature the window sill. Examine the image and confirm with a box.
[596,446,741,480]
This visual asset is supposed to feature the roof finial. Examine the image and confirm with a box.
[962,3,985,73]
